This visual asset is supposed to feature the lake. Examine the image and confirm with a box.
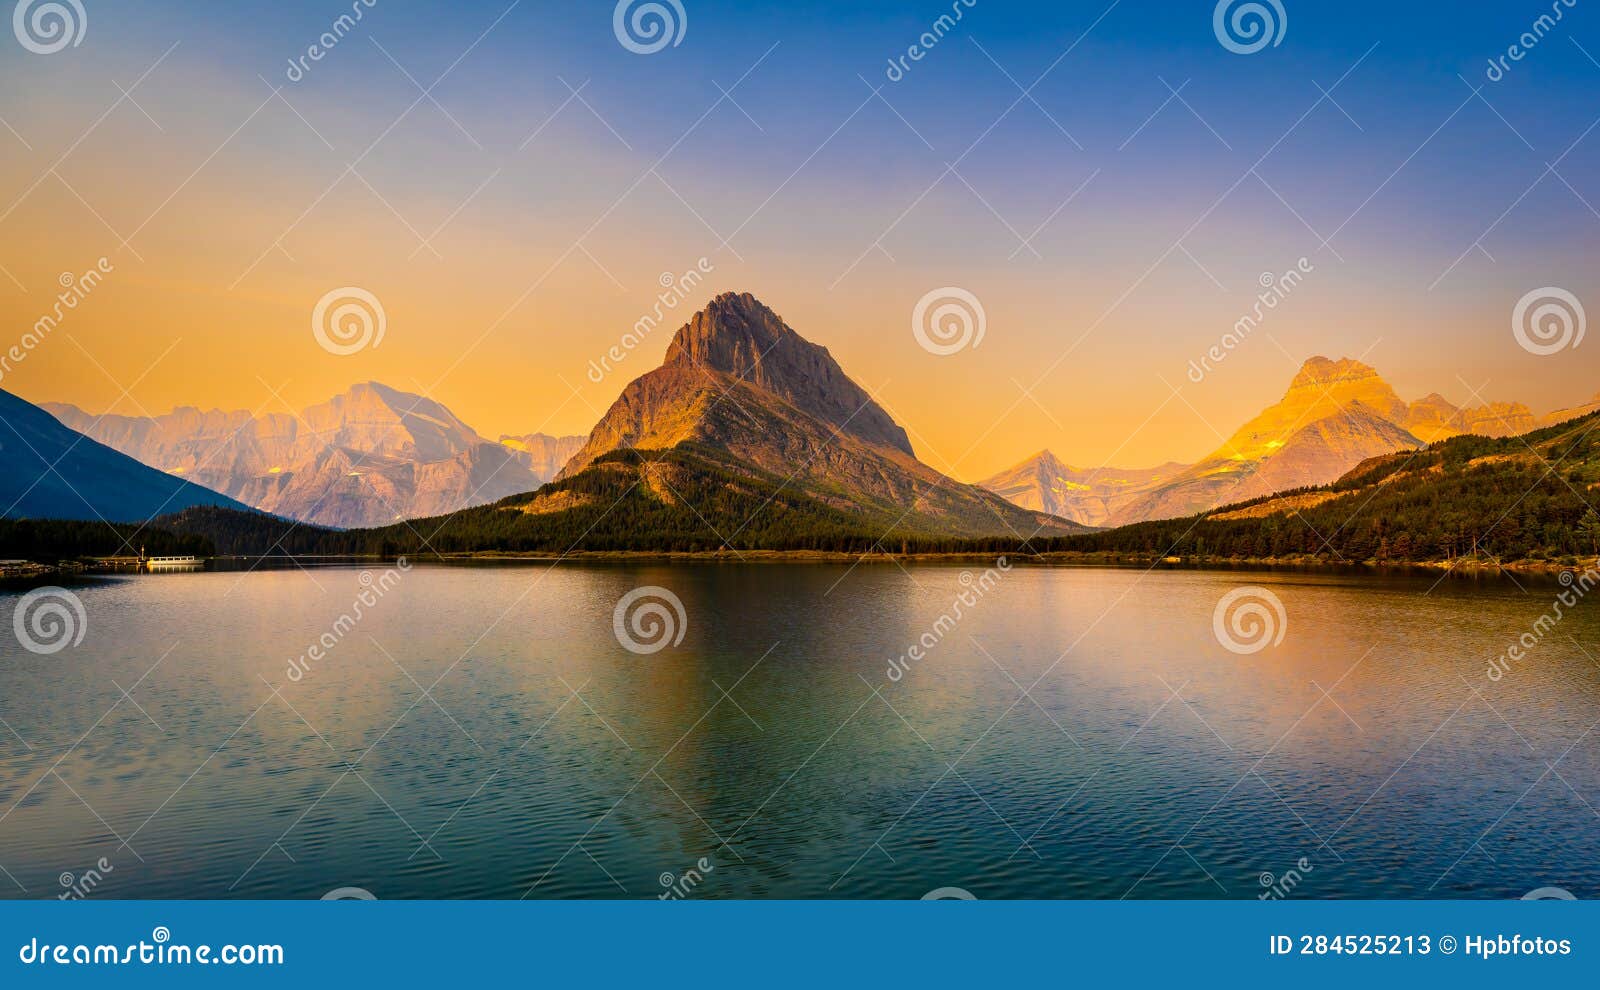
[1,561,1596,900]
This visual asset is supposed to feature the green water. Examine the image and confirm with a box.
[0,562,1595,899]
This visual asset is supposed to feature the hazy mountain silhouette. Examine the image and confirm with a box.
[1,388,246,523]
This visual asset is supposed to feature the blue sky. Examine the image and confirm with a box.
[1,0,1595,473]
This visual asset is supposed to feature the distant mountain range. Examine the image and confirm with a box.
[0,387,246,524]
[44,384,583,529]
[12,291,1600,549]
[1060,407,1600,565]
[977,452,1187,528]
[981,357,1600,527]
[8,292,1078,545]
[143,292,1080,555]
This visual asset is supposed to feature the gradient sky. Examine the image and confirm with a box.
[0,0,1596,480]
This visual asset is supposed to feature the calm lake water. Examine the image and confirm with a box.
[1,562,1597,900]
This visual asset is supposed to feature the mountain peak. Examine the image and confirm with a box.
[666,291,793,375]
[1026,449,1072,473]
[650,291,914,456]
[977,449,1189,528]
[1289,356,1383,391]
[346,380,415,404]
[708,289,771,315]
[553,292,1076,537]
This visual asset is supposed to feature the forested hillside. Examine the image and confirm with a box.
[1046,410,1600,564]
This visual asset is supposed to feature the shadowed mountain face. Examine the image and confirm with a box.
[560,292,1081,539]
[560,292,913,474]
[1,388,246,523]
[669,291,914,456]
[44,384,583,529]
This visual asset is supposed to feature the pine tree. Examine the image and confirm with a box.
[1580,510,1600,559]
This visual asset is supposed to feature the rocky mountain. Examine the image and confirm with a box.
[1,388,246,523]
[1402,393,1466,443]
[1094,358,1425,525]
[976,451,1187,528]
[986,355,1597,527]
[559,291,1081,539]
[1063,407,1600,564]
[1454,401,1538,438]
[1403,393,1541,441]
[498,433,585,482]
[44,383,582,529]
[1214,357,1412,459]
[1400,390,1600,442]
[1111,405,1426,526]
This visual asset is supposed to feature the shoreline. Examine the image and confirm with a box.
[6,551,1595,583]
[227,549,1600,576]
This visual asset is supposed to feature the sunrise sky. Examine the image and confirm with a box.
[0,0,1595,480]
